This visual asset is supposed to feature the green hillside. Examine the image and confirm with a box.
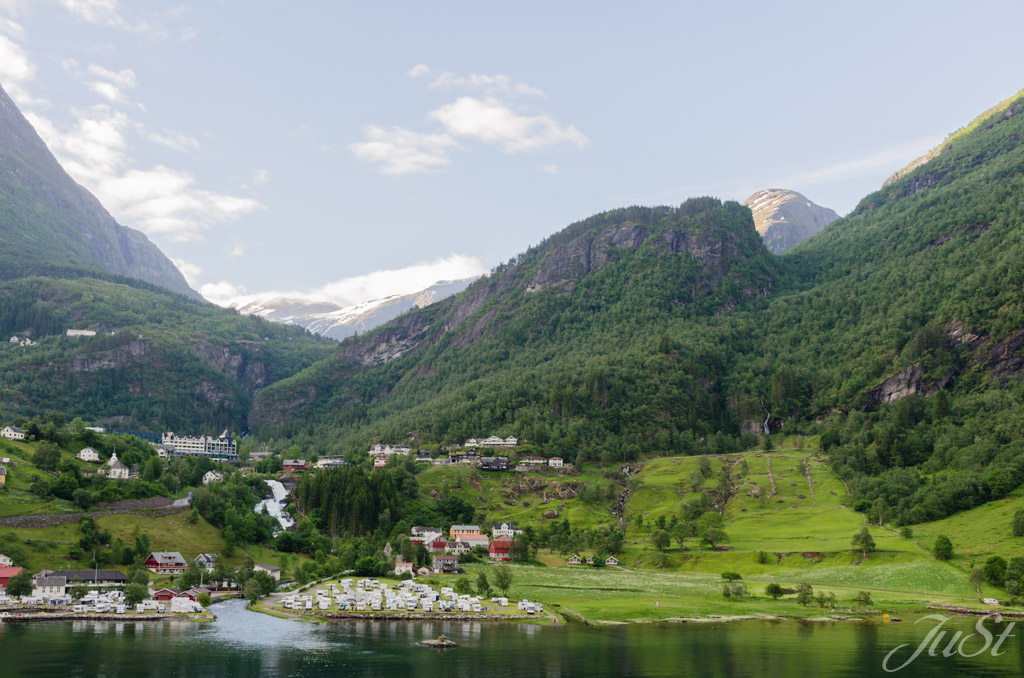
[0,276,333,431]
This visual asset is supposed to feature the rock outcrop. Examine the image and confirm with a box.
[743,189,839,254]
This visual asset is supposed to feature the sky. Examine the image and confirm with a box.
[3,1,1024,308]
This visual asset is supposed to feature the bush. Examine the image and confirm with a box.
[1013,510,1024,538]
[795,583,814,606]
[764,583,784,600]
[756,551,773,564]
[933,535,954,561]
[721,571,742,582]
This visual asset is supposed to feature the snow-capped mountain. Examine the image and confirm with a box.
[230,278,477,341]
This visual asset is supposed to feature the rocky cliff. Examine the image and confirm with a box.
[743,189,839,254]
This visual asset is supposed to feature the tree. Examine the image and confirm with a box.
[5,571,32,597]
[983,556,1008,586]
[650,529,671,551]
[72,488,93,509]
[493,564,513,597]
[899,526,913,539]
[851,527,875,559]
[476,571,492,597]
[132,569,150,586]
[700,528,729,549]
[722,582,747,600]
[124,583,148,606]
[197,593,212,608]
[1013,510,1024,538]
[244,578,262,603]
[33,442,62,471]
[795,583,814,606]
[671,523,693,549]
[721,571,741,582]
[933,535,954,561]
[764,583,784,600]
[853,590,873,607]
[969,566,985,598]
[453,577,474,595]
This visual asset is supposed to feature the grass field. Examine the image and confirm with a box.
[912,487,1024,565]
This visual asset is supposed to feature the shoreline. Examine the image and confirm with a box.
[0,611,216,623]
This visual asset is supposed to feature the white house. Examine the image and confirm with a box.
[65,329,96,338]
[548,457,564,468]
[76,447,100,462]
[1,426,25,440]
[492,521,523,539]
[567,554,582,565]
[394,561,414,576]
[254,563,281,582]
[605,556,620,566]
[195,553,217,572]
[32,575,67,598]
[0,554,12,567]
[106,453,130,480]
[368,444,411,457]
[203,470,224,485]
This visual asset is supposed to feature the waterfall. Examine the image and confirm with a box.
[255,479,295,533]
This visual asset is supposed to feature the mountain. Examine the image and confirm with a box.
[230,278,477,341]
[0,275,334,432]
[250,198,779,456]
[0,84,197,298]
[742,188,839,254]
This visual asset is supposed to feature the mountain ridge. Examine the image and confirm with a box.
[0,84,197,299]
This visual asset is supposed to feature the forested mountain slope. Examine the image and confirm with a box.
[252,89,1024,481]
[251,199,778,459]
[0,276,334,432]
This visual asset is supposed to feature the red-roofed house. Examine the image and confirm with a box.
[0,566,23,589]
[489,537,512,561]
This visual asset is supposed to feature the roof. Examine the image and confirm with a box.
[146,552,186,564]
[450,525,479,531]
[4,426,23,433]
[283,459,306,466]
[433,554,458,560]
[35,576,66,587]
[0,466,6,475]
[40,570,127,582]
[0,566,23,577]
[255,563,280,572]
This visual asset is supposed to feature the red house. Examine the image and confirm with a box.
[0,566,23,589]
[428,536,448,553]
[489,537,512,561]
[283,459,308,472]
[144,552,187,574]
[154,587,183,601]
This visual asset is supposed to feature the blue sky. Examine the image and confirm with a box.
[3,1,1024,307]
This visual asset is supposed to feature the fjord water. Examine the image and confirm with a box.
[2,599,1023,677]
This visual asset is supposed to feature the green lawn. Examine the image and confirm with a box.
[912,487,1024,565]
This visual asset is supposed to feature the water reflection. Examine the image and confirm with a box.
[1,599,1023,677]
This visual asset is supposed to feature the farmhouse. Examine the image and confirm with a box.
[548,457,564,468]
[1,426,24,440]
[0,566,24,589]
[76,447,100,462]
[0,554,13,567]
[32,575,67,598]
[567,555,583,565]
[605,556,620,566]
[145,551,188,574]
[489,538,512,561]
[195,553,217,571]
[203,470,224,485]
[458,533,490,550]
[254,564,281,582]
[283,459,308,472]
[394,561,414,576]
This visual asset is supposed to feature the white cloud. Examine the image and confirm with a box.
[179,26,198,42]
[199,280,247,306]
[429,96,588,153]
[0,0,29,15]
[429,72,544,97]
[207,254,487,309]
[171,257,201,287]
[227,242,245,258]
[0,17,24,37]
[407,63,430,78]
[58,0,150,31]
[253,168,269,185]
[147,130,200,152]
[349,125,459,176]
[26,105,263,241]
[0,30,40,107]
[86,64,136,88]
[538,164,559,174]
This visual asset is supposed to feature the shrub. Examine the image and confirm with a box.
[933,535,954,561]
